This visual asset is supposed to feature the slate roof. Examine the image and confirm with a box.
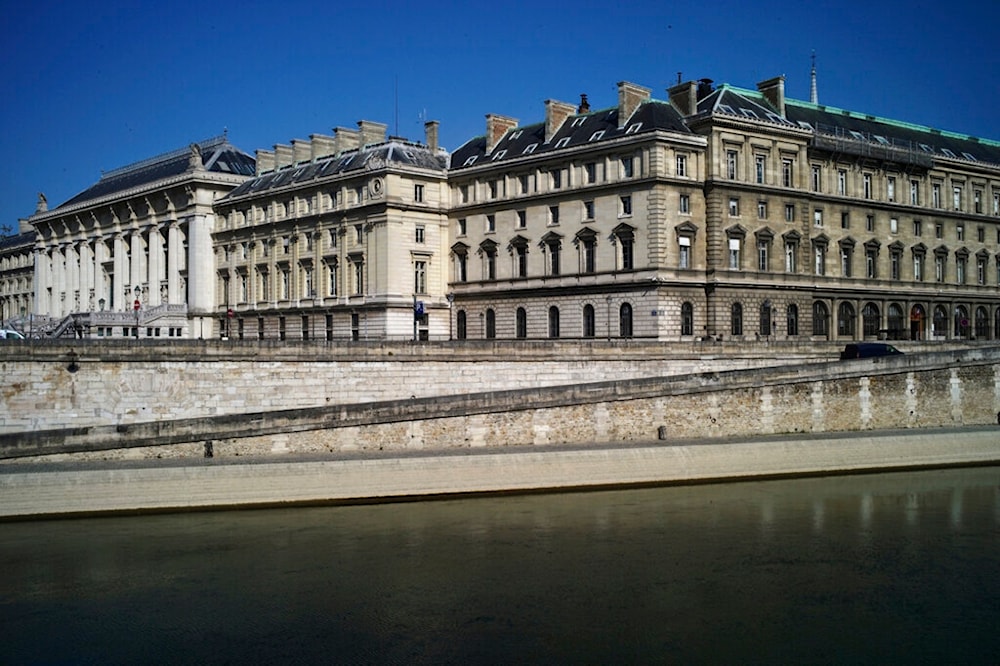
[57,135,256,210]
[713,84,1000,167]
[0,231,35,250]
[450,100,692,170]
[223,139,448,200]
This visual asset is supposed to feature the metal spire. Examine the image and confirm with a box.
[810,51,818,105]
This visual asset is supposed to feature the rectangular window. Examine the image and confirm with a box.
[680,195,690,214]
[838,169,847,195]
[953,185,963,211]
[517,210,526,228]
[729,198,739,216]
[757,241,768,271]
[978,226,985,242]
[414,184,424,202]
[784,204,795,222]
[585,162,597,184]
[932,183,941,208]
[866,250,877,279]
[728,239,740,269]
[785,243,796,272]
[621,157,634,178]
[935,223,943,239]
[726,150,738,179]
[415,226,425,243]
[890,218,898,234]
[866,215,875,232]
[519,174,530,194]
[620,196,633,217]
[957,257,966,284]
[458,218,467,235]
[814,209,823,227]
[994,192,1000,215]
[757,201,767,219]
[781,159,793,187]
[486,214,495,232]
[887,176,896,202]
[977,257,986,285]
[814,246,825,276]
[910,180,919,205]
[756,155,766,184]
[811,165,821,192]
[460,185,469,203]
[957,225,964,241]
[549,206,559,225]
[414,261,427,294]
[676,154,688,177]
[913,220,922,236]
[891,253,900,280]
[913,255,923,282]
[551,170,562,189]
[863,173,872,199]
[841,212,850,229]
[935,256,944,282]
[974,189,983,213]
[841,248,852,277]
[679,243,690,269]
[583,200,594,219]
[488,180,498,198]
[354,224,363,244]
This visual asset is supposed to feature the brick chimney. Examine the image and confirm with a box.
[333,126,360,154]
[617,81,651,127]
[310,133,336,160]
[255,149,275,175]
[273,144,294,169]
[757,75,786,117]
[486,114,518,154]
[357,120,388,147]
[667,80,699,117]
[544,100,576,143]
[424,120,440,151]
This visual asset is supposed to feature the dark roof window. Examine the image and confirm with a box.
[589,130,605,142]
[523,143,538,155]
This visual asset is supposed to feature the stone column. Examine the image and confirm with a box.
[33,248,49,315]
[148,226,163,306]
[113,234,127,310]
[167,222,181,304]
[79,242,94,310]
[129,231,143,296]
[51,246,66,317]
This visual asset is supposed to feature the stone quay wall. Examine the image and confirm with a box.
[1,343,999,462]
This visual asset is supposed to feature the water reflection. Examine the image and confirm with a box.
[1,467,998,664]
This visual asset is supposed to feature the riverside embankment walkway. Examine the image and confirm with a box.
[2,426,998,520]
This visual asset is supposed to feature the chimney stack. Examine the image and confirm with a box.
[667,80,699,117]
[291,139,311,164]
[486,114,518,154]
[274,144,294,169]
[424,120,440,152]
[578,94,590,113]
[697,78,714,100]
[757,76,786,117]
[617,81,651,127]
[256,148,276,175]
[544,100,576,143]
[310,133,336,161]
[357,120,388,147]
[333,126,361,154]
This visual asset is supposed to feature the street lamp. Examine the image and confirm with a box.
[133,286,141,339]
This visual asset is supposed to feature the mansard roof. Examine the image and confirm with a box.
[450,100,692,170]
[715,84,1000,168]
[57,135,255,210]
[0,230,36,251]
[224,139,447,200]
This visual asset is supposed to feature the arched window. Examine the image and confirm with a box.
[516,307,527,339]
[862,302,880,337]
[485,308,496,339]
[838,302,856,337]
[954,305,970,338]
[681,302,694,336]
[786,303,799,336]
[932,305,948,338]
[760,301,772,336]
[548,306,560,338]
[619,303,633,338]
[583,304,596,338]
[974,306,989,339]
[887,303,904,339]
[812,301,829,337]
[456,310,467,340]
[731,302,743,336]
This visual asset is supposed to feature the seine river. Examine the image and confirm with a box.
[2,467,998,665]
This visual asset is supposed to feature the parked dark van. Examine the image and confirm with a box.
[839,342,903,360]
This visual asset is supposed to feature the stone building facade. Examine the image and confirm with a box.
[0,219,36,327]
[25,136,255,339]
[448,76,1000,342]
[212,121,449,341]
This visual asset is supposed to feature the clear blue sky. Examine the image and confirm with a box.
[2,0,998,232]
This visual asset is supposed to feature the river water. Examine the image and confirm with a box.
[2,467,998,665]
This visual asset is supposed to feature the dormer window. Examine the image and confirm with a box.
[571,117,586,127]
[463,155,478,166]
[588,130,605,142]
[625,123,642,134]
[523,143,538,155]
[491,149,507,161]
[740,108,758,118]
[555,137,571,149]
